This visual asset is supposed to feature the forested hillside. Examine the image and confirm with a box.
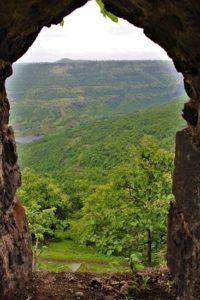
[7,60,187,268]
[18,96,185,173]
[7,60,184,135]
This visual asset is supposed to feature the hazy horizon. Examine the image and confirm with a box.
[17,1,169,63]
[16,58,171,64]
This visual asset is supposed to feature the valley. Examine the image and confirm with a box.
[7,60,184,135]
[7,60,186,273]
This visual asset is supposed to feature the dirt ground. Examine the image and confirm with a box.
[15,267,176,300]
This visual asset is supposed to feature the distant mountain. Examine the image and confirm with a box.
[6,60,184,136]
[56,58,72,63]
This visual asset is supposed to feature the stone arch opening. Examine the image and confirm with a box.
[0,1,200,299]
[8,0,184,272]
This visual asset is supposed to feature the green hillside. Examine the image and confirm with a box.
[7,60,187,267]
[7,60,184,135]
[17,96,186,174]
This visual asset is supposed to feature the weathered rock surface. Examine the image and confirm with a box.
[0,197,32,299]
[0,0,200,299]
[0,60,32,299]
[168,129,200,300]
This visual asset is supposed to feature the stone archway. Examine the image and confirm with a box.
[0,1,200,299]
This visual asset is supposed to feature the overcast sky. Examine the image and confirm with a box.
[18,1,169,63]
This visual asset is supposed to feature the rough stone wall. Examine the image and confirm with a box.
[168,129,200,299]
[0,0,200,299]
[0,61,32,299]
[0,0,88,63]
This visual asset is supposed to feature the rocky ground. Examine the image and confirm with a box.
[14,267,176,300]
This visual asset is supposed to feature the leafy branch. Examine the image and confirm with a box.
[96,0,118,23]
[60,0,118,26]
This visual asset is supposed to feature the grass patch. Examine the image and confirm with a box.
[37,240,129,272]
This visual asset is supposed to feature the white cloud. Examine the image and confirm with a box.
[18,1,169,62]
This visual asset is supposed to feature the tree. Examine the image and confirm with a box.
[18,168,70,266]
[112,136,173,264]
[70,136,173,265]
[24,201,56,268]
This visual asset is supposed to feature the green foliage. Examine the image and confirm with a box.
[7,60,186,267]
[69,138,173,264]
[59,19,64,27]
[8,61,184,136]
[129,253,144,273]
[25,203,56,242]
[17,96,185,174]
[131,274,151,292]
[37,240,129,272]
[59,0,118,28]
[25,202,55,268]
[18,168,70,240]
[96,0,118,22]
